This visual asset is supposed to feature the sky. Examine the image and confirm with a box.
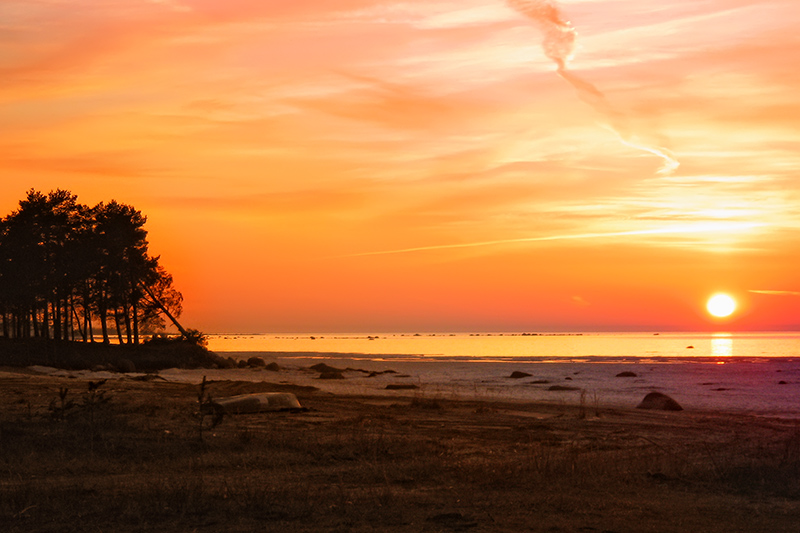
[2,0,800,333]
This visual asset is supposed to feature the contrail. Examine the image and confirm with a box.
[338,222,761,258]
[748,290,800,296]
[507,0,679,174]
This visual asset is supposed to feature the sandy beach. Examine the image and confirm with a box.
[31,350,800,418]
[2,362,799,532]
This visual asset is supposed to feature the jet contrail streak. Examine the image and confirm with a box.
[506,0,679,174]
[748,290,800,296]
[338,222,762,258]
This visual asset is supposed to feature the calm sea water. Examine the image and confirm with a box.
[206,332,800,361]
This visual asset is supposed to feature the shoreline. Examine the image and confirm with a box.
[7,349,800,419]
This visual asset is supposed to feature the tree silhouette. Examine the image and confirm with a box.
[0,189,190,344]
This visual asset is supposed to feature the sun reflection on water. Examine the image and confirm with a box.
[711,335,733,357]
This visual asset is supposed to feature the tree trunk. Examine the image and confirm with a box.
[114,309,124,344]
[72,304,86,341]
[82,286,92,342]
[52,298,61,341]
[99,288,110,344]
[140,284,190,339]
[132,299,139,345]
[31,305,40,338]
[123,301,132,344]
[41,303,50,340]
[86,309,94,343]
[64,297,72,341]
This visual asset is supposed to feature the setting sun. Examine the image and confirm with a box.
[707,293,737,318]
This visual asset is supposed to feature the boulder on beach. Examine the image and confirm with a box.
[386,384,419,390]
[548,385,581,391]
[318,371,344,380]
[310,363,343,373]
[265,362,280,372]
[247,356,266,368]
[367,369,399,377]
[636,392,683,411]
[210,392,302,414]
[117,358,136,373]
[616,371,637,378]
[509,371,532,379]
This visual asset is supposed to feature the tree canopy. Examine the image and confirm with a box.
[0,189,185,344]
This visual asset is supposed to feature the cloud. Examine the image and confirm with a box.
[748,290,800,297]
[339,221,764,258]
[571,295,590,307]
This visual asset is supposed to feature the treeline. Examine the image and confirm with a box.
[0,189,185,344]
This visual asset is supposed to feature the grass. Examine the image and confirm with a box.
[1,375,799,532]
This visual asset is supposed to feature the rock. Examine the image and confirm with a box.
[616,371,637,378]
[636,392,683,411]
[548,385,581,391]
[310,363,343,373]
[386,384,419,390]
[265,362,280,372]
[509,371,532,379]
[318,371,344,380]
[237,359,249,368]
[246,356,266,368]
[778,380,788,385]
[117,358,136,373]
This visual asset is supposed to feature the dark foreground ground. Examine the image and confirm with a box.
[1,369,799,532]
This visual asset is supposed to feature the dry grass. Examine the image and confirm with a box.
[1,373,799,532]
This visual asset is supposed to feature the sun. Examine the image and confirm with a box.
[707,293,737,318]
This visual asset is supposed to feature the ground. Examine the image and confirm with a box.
[1,369,799,532]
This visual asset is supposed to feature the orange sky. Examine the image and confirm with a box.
[2,0,799,333]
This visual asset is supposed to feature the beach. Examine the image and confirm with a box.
[31,347,800,418]
[2,352,800,532]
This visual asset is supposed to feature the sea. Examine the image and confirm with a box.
[205,331,800,362]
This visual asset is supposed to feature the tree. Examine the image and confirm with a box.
[92,201,151,344]
[0,189,189,344]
